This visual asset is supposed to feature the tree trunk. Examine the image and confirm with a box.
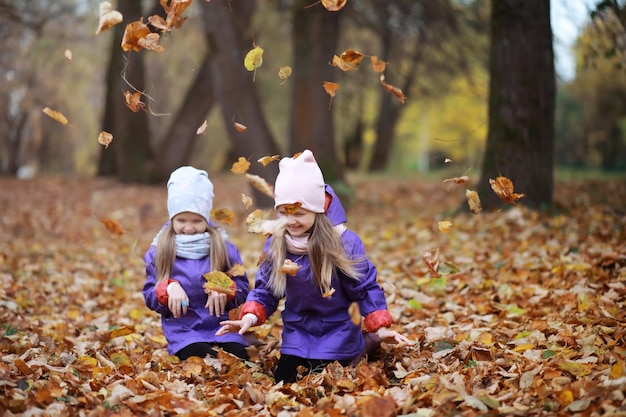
[289,0,344,184]
[477,0,555,211]
[98,0,154,183]
[200,0,280,208]
[154,52,215,182]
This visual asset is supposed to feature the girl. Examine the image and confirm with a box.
[217,150,412,382]
[143,166,250,361]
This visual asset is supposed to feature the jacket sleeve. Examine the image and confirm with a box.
[339,230,392,333]
[225,241,250,307]
[143,246,171,315]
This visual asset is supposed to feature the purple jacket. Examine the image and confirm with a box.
[242,185,390,361]
[143,236,249,355]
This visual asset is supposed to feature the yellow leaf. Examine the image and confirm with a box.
[558,360,592,376]
[244,45,264,71]
[348,302,361,325]
[557,390,574,406]
[465,189,482,214]
[110,326,134,339]
[278,66,292,84]
[438,221,452,233]
[97,131,113,149]
[610,359,624,379]
[211,207,235,225]
[42,107,68,125]
[512,343,534,352]
[231,157,251,175]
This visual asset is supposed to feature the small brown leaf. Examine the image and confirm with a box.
[348,302,361,326]
[466,189,482,214]
[96,1,123,35]
[331,49,363,71]
[100,218,126,235]
[42,107,68,125]
[211,207,235,225]
[245,174,274,198]
[323,81,340,97]
[489,176,525,204]
[97,131,113,149]
[121,19,151,52]
[380,74,406,104]
[370,56,387,73]
[443,175,470,185]
[422,248,440,278]
[321,0,348,11]
[241,193,254,210]
[279,259,301,276]
[257,155,280,166]
[123,91,145,112]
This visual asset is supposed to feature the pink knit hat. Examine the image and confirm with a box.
[274,150,326,213]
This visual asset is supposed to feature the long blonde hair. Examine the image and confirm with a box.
[263,214,360,297]
[155,223,230,282]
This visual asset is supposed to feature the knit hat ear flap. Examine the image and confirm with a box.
[167,166,214,223]
[274,150,326,213]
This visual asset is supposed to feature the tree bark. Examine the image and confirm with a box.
[477,0,555,210]
[200,0,280,207]
[98,0,154,183]
[289,0,344,183]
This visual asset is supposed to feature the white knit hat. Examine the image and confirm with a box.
[274,150,326,213]
[167,166,214,223]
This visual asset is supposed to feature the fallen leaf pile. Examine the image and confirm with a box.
[0,174,624,416]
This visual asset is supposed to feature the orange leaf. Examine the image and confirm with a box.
[323,81,340,97]
[331,49,363,71]
[279,259,301,276]
[42,107,68,125]
[97,131,113,149]
[121,19,152,52]
[321,0,348,11]
[322,287,336,298]
[100,218,126,235]
[370,56,387,73]
[231,157,251,175]
[282,203,302,214]
[123,91,145,112]
[465,189,482,214]
[234,122,247,132]
[380,74,406,104]
[348,302,361,326]
[228,263,246,277]
[489,176,525,204]
[443,175,469,185]
[211,207,235,225]
[438,221,452,233]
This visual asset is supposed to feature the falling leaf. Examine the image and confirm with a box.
[228,263,246,277]
[278,66,292,84]
[211,207,235,225]
[234,122,247,132]
[322,287,336,298]
[231,157,251,175]
[443,175,470,185]
[422,248,440,278]
[245,174,274,198]
[465,189,482,214]
[123,91,145,112]
[245,209,288,235]
[241,193,254,210]
[97,131,113,149]
[244,45,264,71]
[438,221,452,233]
[282,203,302,215]
[202,271,235,297]
[380,74,406,104]
[323,81,340,97]
[96,1,123,35]
[196,120,208,135]
[321,0,348,11]
[257,155,280,167]
[100,218,126,235]
[121,19,155,52]
[64,49,72,62]
[489,176,525,204]
[370,56,386,73]
[279,259,301,276]
[348,302,361,325]
[42,107,68,125]
[444,158,452,163]
[331,49,363,71]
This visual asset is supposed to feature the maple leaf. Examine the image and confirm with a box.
[465,189,482,214]
[100,217,126,235]
[279,259,301,276]
[321,0,348,11]
[231,157,251,175]
[331,49,363,71]
[202,271,235,297]
[258,155,280,167]
[123,91,145,112]
[211,207,235,225]
[489,176,525,204]
[245,173,274,198]
[42,107,68,125]
[380,74,406,104]
[97,131,113,149]
[95,1,123,35]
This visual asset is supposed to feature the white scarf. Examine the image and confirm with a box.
[174,233,211,259]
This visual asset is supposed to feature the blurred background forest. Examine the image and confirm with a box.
[1,0,625,199]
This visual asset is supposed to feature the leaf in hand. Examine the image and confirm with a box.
[202,271,235,297]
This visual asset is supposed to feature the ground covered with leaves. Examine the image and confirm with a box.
[1,173,625,417]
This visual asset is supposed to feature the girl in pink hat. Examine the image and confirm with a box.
[217,151,412,382]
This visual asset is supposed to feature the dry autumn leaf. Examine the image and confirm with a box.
[100,217,126,235]
[245,173,274,198]
[489,176,526,204]
[282,203,302,214]
[466,189,482,214]
[438,221,452,233]
[321,0,348,11]
[148,0,191,32]
[322,287,336,298]
[202,271,235,297]
[279,259,301,276]
[123,91,145,112]
[97,131,113,149]
[246,209,288,235]
[196,120,208,135]
[42,107,68,125]
[211,208,235,225]
[331,49,363,71]
[443,175,470,185]
[228,263,246,277]
[422,248,440,278]
[121,19,152,52]
[231,157,251,175]
[241,193,254,210]
[380,74,406,104]
[323,81,339,97]
[348,302,361,326]
[257,155,280,167]
[234,122,247,132]
[64,49,72,62]
[95,1,123,35]
[278,66,292,84]
[370,56,387,73]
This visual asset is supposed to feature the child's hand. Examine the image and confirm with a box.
[217,313,258,336]
[167,282,189,319]
[205,290,227,316]
[376,327,414,345]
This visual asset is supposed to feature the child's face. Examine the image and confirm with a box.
[276,205,316,237]
[172,212,208,235]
